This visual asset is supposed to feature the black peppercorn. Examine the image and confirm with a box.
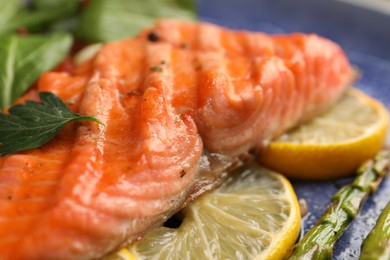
[147,32,159,42]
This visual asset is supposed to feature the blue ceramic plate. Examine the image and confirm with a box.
[196,0,390,258]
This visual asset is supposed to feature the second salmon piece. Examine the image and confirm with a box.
[139,19,355,155]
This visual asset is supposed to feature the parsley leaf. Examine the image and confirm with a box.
[0,92,103,156]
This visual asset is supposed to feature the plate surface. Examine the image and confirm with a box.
[197,0,390,258]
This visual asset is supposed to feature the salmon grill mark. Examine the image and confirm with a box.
[180,170,186,178]
[127,90,143,96]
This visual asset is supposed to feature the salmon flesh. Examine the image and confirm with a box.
[0,20,355,259]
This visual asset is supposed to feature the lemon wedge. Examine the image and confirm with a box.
[111,163,301,260]
[259,88,389,180]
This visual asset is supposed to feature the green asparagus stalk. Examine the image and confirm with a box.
[360,201,390,260]
[287,150,390,260]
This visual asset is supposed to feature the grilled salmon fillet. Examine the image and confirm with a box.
[139,19,354,154]
[0,20,354,259]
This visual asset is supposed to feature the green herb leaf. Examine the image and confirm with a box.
[1,0,79,34]
[0,92,103,157]
[0,0,79,35]
[0,0,22,36]
[0,33,72,109]
[32,0,77,10]
[76,0,197,42]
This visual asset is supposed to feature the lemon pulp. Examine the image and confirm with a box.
[259,88,389,180]
[112,163,301,260]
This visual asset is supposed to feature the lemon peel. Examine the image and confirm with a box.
[259,88,389,180]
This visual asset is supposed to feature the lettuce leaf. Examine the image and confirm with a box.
[0,33,72,109]
[76,0,197,42]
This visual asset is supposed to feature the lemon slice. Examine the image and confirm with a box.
[111,163,301,260]
[259,88,389,180]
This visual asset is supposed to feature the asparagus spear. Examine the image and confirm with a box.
[287,150,390,260]
[360,201,390,260]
